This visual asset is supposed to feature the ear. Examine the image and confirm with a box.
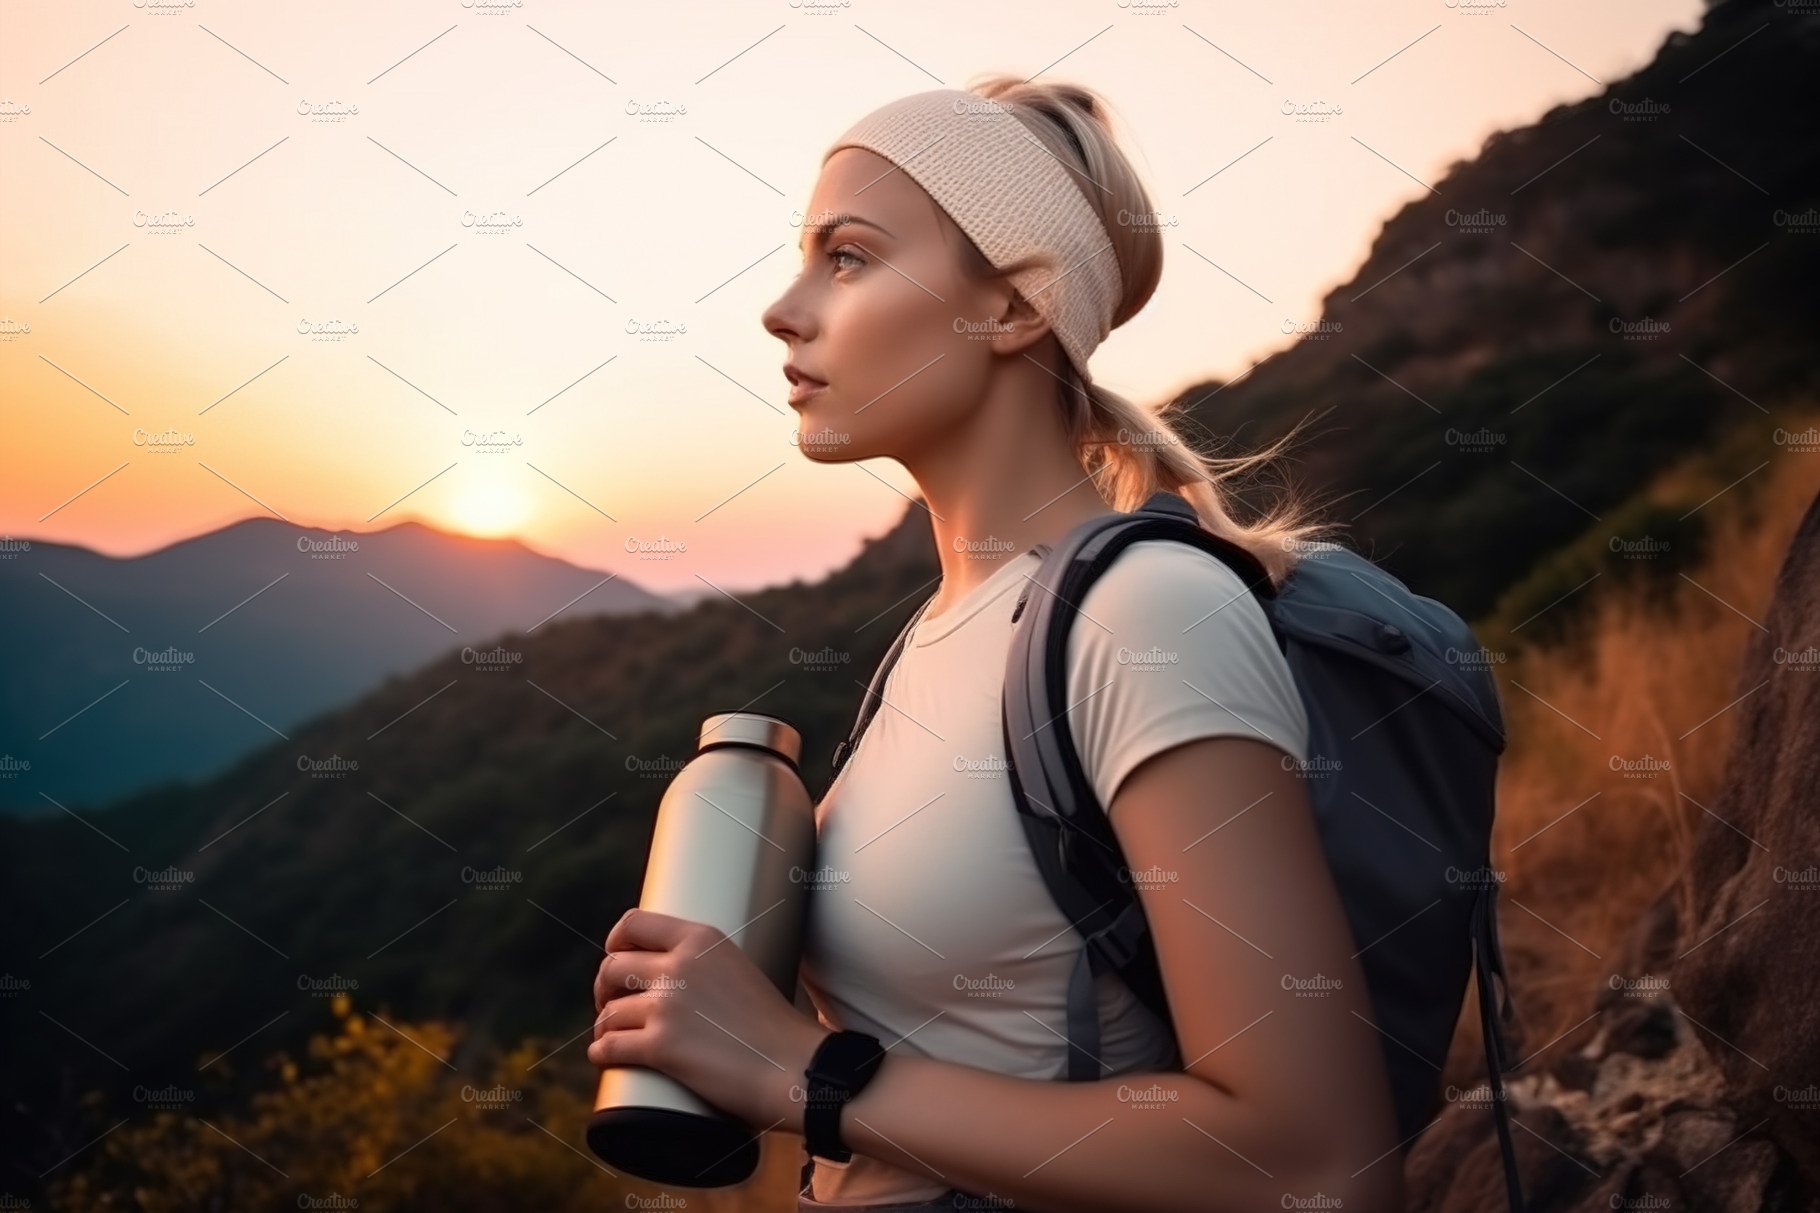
[973,276,1054,363]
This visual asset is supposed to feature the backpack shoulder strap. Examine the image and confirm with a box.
[1000,491,1275,1082]
[1003,491,1276,860]
[1476,882,1529,1212]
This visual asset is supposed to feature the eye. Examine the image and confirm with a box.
[827,245,865,272]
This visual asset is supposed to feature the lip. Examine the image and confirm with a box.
[784,362,828,406]
[788,379,827,407]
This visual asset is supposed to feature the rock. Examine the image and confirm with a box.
[1668,482,1820,1190]
[1406,1099,1592,1212]
[1603,999,1679,1062]
[1403,485,1820,1210]
[1640,1109,1782,1212]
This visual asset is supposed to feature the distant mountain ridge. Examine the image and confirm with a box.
[0,517,681,812]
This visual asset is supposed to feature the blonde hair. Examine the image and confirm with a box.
[957,73,1342,588]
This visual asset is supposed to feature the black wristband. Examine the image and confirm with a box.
[803,1029,887,1162]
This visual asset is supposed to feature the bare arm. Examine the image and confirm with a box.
[771,736,1406,1213]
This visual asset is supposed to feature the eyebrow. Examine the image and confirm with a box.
[798,215,894,253]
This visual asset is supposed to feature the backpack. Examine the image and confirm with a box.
[827,488,1528,1212]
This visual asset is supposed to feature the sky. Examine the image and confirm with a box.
[0,0,1706,595]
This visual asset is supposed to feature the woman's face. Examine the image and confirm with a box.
[762,147,1022,464]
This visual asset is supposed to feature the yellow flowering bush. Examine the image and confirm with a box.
[48,993,801,1212]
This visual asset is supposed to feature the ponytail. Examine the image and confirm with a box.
[970,71,1341,589]
[1070,371,1341,588]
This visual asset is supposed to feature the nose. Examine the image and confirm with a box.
[761,275,812,348]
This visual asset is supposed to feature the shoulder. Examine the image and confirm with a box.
[1070,538,1270,642]
[1061,536,1308,810]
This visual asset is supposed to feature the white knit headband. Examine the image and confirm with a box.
[820,88,1123,383]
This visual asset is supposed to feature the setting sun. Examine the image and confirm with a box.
[443,475,533,539]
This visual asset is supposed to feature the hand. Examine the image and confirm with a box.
[587,907,829,1132]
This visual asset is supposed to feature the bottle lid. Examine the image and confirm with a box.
[698,712,802,764]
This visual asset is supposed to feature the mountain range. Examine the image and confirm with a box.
[0,519,679,812]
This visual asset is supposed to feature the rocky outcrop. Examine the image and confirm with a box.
[1406,483,1820,1212]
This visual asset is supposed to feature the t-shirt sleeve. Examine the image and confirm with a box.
[1063,540,1310,816]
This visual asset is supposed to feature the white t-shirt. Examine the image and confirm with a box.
[799,538,1311,1206]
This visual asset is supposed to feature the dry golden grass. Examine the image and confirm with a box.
[1476,437,1820,1075]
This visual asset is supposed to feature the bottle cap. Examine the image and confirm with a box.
[698,712,802,765]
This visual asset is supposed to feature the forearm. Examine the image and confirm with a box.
[773,1035,1401,1213]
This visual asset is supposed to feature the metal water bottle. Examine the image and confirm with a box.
[586,711,817,1187]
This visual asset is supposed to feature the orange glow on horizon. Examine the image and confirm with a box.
[439,475,534,540]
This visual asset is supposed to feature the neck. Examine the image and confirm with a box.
[899,385,1118,602]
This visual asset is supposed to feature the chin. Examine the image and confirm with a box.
[795,441,853,464]
[793,420,861,463]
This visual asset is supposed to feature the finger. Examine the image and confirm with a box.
[603,991,653,1031]
[605,907,698,955]
[589,1000,612,1043]
[589,989,645,1044]
[586,995,656,1065]
[591,948,629,1011]
[593,950,663,1017]
[588,1025,650,1069]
